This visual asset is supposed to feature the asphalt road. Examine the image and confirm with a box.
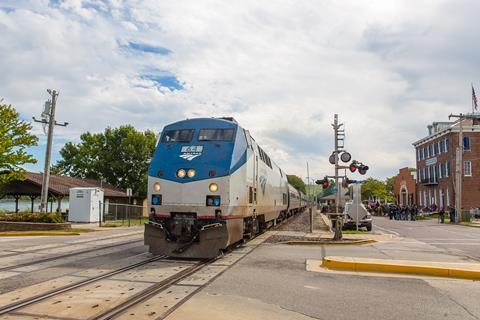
[374,216,480,260]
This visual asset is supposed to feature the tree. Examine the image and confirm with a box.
[385,176,397,203]
[286,174,306,194]
[0,102,38,189]
[361,177,396,203]
[361,178,387,201]
[53,125,157,196]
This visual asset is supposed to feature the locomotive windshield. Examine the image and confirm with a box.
[161,129,194,142]
[198,128,235,141]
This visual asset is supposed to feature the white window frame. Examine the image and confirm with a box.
[464,161,472,176]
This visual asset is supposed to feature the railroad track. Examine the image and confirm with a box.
[0,238,144,272]
[92,258,213,320]
[1,255,214,320]
[0,230,143,258]
[0,214,299,319]
[0,254,168,315]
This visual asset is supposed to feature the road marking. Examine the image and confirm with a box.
[374,225,400,236]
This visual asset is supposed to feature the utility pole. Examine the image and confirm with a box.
[33,90,68,213]
[448,112,475,222]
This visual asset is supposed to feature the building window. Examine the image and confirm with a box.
[463,137,471,150]
[464,161,472,176]
[440,140,444,153]
[445,161,450,177]
[445,138,449,152]
[426,146,430,158]
[417,149,420,161]
[438,163,442,179]
[434,142,439,155]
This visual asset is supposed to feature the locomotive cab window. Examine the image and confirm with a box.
[161,129,194,142]
[198,128,235,141]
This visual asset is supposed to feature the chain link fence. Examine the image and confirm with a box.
[99,202,148,227]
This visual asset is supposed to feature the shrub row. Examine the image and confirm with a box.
[0,212,65,223]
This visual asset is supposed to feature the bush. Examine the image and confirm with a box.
[0,212,65,223]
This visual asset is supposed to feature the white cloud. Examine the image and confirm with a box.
[1,0,478,181]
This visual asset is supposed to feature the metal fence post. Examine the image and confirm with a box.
[128,205,131,227]
[98,201,102,227]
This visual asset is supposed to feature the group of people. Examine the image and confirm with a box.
[385,204,419,221]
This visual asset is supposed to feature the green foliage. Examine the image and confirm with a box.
[317,179,335,198]
[52,125,157,196]
[0,102,38,190]
[0,212,64,223]
[286,174,306,194]
[361,177,395,202]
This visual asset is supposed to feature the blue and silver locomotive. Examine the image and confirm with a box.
[145,117,306,258]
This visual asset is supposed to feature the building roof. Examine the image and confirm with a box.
[2,172,128,198]
[413,114,480,147]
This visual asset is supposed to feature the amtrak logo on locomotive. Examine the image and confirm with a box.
[179,145,203,161]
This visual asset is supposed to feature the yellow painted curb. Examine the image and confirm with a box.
[322,256,480,280]
[281,239,376,246]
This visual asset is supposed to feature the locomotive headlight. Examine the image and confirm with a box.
[177,169,186,178]
[187,169,196,178]
[209,183,218,192]
[153,182,161,192]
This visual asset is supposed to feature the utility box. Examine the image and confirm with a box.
[68,187,104,222]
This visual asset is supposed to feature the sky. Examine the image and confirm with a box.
[1,0,478,182]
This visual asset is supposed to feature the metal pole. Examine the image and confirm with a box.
[456,116,463,223]
[39,90,58,213]
[332,114,343,240]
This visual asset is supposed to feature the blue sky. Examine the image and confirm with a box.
[1,0,479,181]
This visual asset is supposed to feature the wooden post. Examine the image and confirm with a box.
[14,195,20,213]
[30,196,36,213]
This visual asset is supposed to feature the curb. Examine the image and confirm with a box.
[322,256,480,280]
[459,223,480,228]
[281,239,376,246]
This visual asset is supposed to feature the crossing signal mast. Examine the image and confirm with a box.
[317,114,369,240]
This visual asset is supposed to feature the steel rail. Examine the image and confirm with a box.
[0,238,143,272]
[0,254,168,315]
[92,258,214,320]
[0,231,144,258]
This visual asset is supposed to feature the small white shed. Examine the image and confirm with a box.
[69,187,104,222]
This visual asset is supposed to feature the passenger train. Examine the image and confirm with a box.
[145,117,307,258]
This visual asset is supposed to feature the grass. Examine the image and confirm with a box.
[342,230,368,234]
[100,217,149,228]
[0,228,96,236]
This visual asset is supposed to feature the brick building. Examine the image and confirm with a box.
[412,116,480,210]
[393,167,416,206]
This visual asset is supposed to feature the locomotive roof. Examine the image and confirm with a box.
[164,117,239,130]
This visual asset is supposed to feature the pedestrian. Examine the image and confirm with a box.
[449,206,456,223]
[439,207,445,224]
[412,204,418,221]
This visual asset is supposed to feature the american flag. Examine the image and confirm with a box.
[473,84,478,111]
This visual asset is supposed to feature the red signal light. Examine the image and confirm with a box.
[209,170,216,177]
[349,163,357,173]
[358,165,368,175]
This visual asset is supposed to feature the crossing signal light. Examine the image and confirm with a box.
[342,178,351,188]
[358,165,369,175]
[349,162,357,173]
[315,177,330,189]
